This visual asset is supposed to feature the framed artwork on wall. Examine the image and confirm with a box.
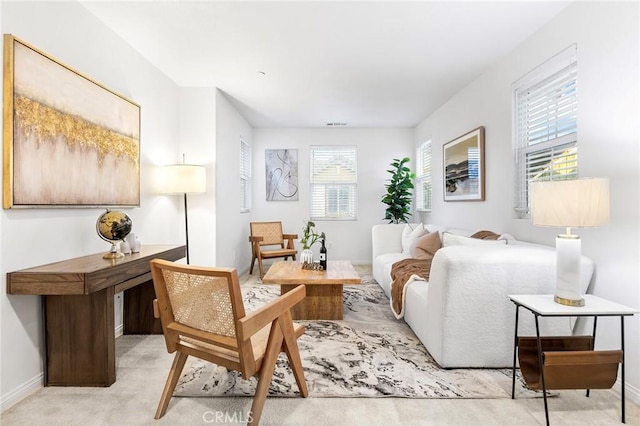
[443,126,485,201]
[265,149,298,201]
[3,34,141,209]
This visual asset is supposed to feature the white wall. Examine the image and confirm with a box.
[178,88,217,267]
[215,90,254,270]
[0,2,182,409]
[415,1,639,397]
[252,128,414,266]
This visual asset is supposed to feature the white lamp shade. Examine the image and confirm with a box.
[530,178,610,228]
[160,164,206,194]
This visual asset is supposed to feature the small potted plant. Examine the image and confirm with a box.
[300,220,324,263]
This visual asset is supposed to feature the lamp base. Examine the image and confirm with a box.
[554,234,584,307]
[554,294,585,307]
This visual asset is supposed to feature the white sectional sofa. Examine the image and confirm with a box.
[372,223,594,368]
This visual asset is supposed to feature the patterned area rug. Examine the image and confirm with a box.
[174,273,533,399]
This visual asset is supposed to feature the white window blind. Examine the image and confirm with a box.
[415,140,432,211]
[513,44,578,218]
[310,146,357,220]
[240,139,251,212]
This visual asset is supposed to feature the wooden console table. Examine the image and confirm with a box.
[7,245,185,387]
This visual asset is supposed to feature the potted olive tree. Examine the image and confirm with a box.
[381,157,415,224]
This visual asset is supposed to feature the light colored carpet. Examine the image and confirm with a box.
[174,273,534,399]
[2,268,638,425]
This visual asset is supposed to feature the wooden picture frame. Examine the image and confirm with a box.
[3,34,141,208]
[443,126,485,201]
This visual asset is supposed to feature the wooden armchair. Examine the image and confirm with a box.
[150,259,308,425]
[249,221,298,278]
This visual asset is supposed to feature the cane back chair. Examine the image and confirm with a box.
[150,259,308,424]
[249,221,298,278]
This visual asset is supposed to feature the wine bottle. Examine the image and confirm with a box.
[319,238,327,270]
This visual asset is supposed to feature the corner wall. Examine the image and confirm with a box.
[415,1,639,398]
[0,2,182,409]
[215,90,254,271]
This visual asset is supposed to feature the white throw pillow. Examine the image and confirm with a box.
[401,223,426,255]
[442,232,508,247]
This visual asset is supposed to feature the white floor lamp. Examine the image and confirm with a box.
[530,178,610,307]
[161,158,206,264]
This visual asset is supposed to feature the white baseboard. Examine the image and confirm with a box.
[2,324,124,413]
[614,378,640,405]
[0,372,43,412]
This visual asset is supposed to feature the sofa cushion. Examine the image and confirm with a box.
[401,223,426,255]
[390,258,433,318]
[374,252,411,297]
[413,231,442,260]
[442,232,508,247]
[403,281,430,348]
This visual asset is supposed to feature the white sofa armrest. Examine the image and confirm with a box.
[424,244,594,368]
[372,224,407,261]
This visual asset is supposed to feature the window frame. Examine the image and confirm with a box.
[513,44,578,218]
[309,145,357,221]
[415,140,432,212]
[240,138,251,213]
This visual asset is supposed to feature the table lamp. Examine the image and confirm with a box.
[160,158,206,264]
[530,178,610,307]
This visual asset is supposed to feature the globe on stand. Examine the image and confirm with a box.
[96,210,133,259]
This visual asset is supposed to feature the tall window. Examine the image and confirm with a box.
[310,146,357,220]
[513,44,578,218]
[415,140,432,211]
[240,139,251,213]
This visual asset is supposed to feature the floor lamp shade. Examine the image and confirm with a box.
[530,178,610,307]
[160,164,207,264]
[160,164,207,194]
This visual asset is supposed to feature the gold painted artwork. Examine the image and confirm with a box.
[4,35,141,208]
[14,96,138,168]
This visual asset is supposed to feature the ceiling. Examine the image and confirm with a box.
[81,1,571,128]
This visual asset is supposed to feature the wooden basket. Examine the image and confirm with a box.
[518,336,622,390]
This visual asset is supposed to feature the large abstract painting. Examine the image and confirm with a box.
[443,126,485,201]
[265,149,298,201]
[3,35,141,208]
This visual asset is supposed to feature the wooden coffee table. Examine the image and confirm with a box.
[262,260,361,320]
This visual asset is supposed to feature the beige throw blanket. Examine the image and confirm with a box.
[390,258,432,319]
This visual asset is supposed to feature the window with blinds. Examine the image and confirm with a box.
[310,146,357,220]
[513,44,578,218]
[240,139,251,213]
[415,140,432,211]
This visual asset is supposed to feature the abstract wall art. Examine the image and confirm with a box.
[443,126,485,201]
[265,149,298,201]
[3,34,141,208]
